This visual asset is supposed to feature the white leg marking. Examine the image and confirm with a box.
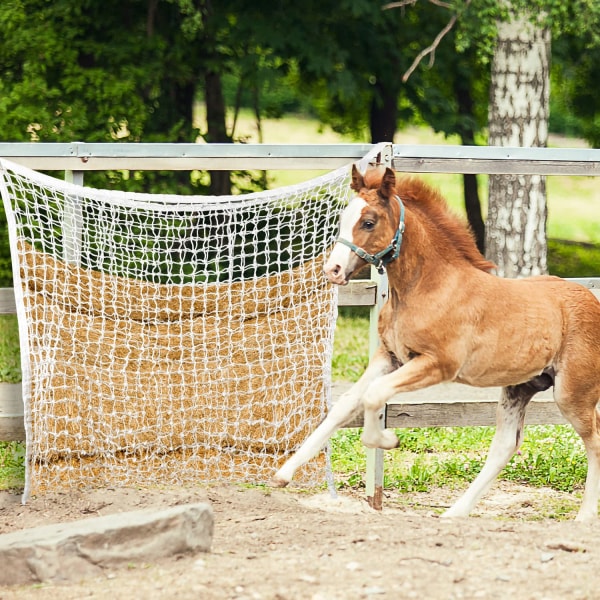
[272,348,393,486]
[554,377,600,521]
[443,391,527,518]
[576,447,600,521]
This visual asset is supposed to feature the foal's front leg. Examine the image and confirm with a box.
[361,355,447,449]
[272,347,395,487]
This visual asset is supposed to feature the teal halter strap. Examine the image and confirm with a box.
[337,195,405,275]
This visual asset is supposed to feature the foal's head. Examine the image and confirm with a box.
[324,164,402,285]
[324,163,494,285]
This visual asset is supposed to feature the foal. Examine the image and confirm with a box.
[274,164,600,520]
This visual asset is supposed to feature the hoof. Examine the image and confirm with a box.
[270,476,290,488]
[382,429,400,449]
[361,428,399,450]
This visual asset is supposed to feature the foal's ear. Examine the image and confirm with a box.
[350,164,364,192]
[379,168,396,201]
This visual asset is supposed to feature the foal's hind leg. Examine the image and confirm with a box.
[553,375,600,521]
[443,375,552,518]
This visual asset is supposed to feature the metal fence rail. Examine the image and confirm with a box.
[1,142,600,174]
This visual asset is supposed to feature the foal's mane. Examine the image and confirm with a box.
[363,169,495,273]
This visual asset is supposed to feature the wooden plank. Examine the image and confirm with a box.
[1,283,377,312]
[0,142,375,171]
[392,145,600,176]
[343,398,566,429]
[0,383,25,441]
[385,398,566,428]
[334,382,564,429]
[337,280,377,306]
[0,288,16,314]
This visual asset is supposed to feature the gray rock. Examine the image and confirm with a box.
[0,502,213,586]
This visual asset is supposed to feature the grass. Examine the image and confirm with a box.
[548,239,600,278]
[331,425,587,497]
[0,442,25,489]
[0,315,21,383]
[0,316,24,488]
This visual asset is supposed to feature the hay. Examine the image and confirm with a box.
[20,243,334,493]
[21,241,323,321]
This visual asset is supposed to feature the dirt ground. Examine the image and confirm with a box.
[1,481,599,600]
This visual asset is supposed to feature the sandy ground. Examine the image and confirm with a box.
[1,481,598,600]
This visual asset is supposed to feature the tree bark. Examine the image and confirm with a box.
[485,16,550,278]
[204,70,232,196]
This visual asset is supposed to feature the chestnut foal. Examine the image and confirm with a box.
[273,164,600,520]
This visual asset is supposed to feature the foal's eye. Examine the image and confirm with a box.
[362,220,375,231]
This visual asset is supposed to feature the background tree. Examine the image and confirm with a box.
[0,0,266,194]
[481,0,600,276]
[397,0,600,272]
[407,40,490,253]
[485,13,551,277]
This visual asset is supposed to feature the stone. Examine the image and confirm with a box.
[0,502,213,586]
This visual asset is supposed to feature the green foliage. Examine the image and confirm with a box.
[0,211,11,287]
[0,1,151,142]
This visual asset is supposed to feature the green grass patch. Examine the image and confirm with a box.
[548,239,600,277]
[331,424,587,495]
[0,315,24,489]
[0,441,25,490]
[0,315,21,383]
[331,310,370,381]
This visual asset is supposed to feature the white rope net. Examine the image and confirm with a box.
[0,156,366,499]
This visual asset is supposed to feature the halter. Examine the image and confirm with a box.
[337,195,405,275]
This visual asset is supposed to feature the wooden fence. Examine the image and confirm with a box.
[1,142,599,505]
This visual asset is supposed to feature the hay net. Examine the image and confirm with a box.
[0,151,379,500]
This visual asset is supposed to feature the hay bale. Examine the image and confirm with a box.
[20,243,334,493]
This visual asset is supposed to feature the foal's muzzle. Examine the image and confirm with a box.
[323,243,355,285]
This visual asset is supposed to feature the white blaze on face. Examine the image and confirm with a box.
[324,196,367,282]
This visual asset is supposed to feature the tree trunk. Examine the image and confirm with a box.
[453,77,485,254]
[204,70,232,196]
[369,83,398,143]
[463,173,485,254]
[485,16,550,278]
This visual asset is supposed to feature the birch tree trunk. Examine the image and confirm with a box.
[485,16,550,278]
